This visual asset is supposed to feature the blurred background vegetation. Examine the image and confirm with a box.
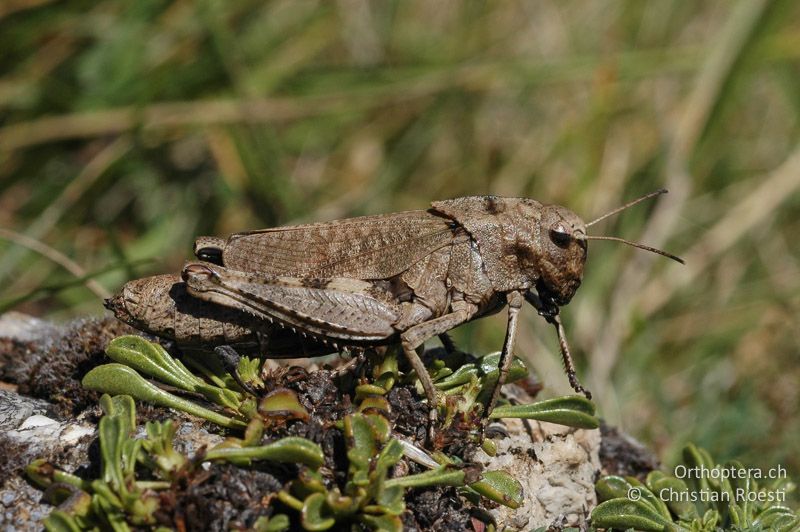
[1,0,798,485]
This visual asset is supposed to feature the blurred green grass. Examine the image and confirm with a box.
[1,0,798,484]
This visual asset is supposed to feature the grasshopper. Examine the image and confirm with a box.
[178,190,682,432]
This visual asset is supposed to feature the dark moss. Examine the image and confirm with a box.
[160,462,284,531]
[387,385,429,444]
[0,434,31,480]
[9,318,135,416]
[599,420,660,480]
[402,486,479,531]
[0,336,38,384]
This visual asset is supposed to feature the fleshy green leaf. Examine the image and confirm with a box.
[489,394,598,429]
[384,466,465,489]
[252,514,291,532]
[625,477,672,520]
[478,352,529,384]
[106,336,241,409]
[434,364,479,390]
[470,470,524,509]
[375,485,405,516]
[375,439,404,476]
[142,420,186,475]
[358,396,391,415]
[105,336,204,393]
[301,492,335,531]
[481,438,497,457]
[646,470,697,520]
[596,475,634,501]
[26,459,88,491]
[258,388,309,420]
[43,485,91,514]
[365,412,392,443]
[346,414,379,488]
[753,506,797,529]
[325,490,356,514]
[204,437,324,469]
[682,443,715,493]
[83,364,245,429]
[373,347,399,391]
[98,410,128,491]
[355,384,388,402]
[236,355,264,388]
[99,395,136,433]
[360,513,403,532]
[277,490,305,511]
[43,511,83,532]
[591,498,678,531]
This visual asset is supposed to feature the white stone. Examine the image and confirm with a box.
[18,414,58,430]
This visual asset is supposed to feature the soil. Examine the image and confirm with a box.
[1,317,135,416]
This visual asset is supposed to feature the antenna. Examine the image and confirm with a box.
[580,188,685,264]
[586,188,667,228]
[583,235,684,264]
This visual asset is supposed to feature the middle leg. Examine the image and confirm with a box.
[399,302,476,441]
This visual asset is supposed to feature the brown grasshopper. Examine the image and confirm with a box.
[178,190,682,431]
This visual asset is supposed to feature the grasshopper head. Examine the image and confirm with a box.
[533,205,587,307]
[531,189,685,308]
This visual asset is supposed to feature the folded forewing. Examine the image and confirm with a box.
[222,210,456,279]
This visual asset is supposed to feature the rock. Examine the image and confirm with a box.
[0,312,223,530]
[0,390,52,431]
[0,312,57,342]
[0,394,95,531]
[0,313,135,416]
[475,416,600,529]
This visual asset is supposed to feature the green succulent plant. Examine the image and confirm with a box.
[48,335,603,530]
[26,393,314,531]
[591,443,799,532]
[277,408,525,531]
[28,395,161,531]
[82,336,599,435]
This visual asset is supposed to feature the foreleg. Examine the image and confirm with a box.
[549,314,591,399]
[524,291,591,399]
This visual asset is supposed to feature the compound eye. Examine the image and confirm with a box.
[196,246,224,265]
[549,224,571,247]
